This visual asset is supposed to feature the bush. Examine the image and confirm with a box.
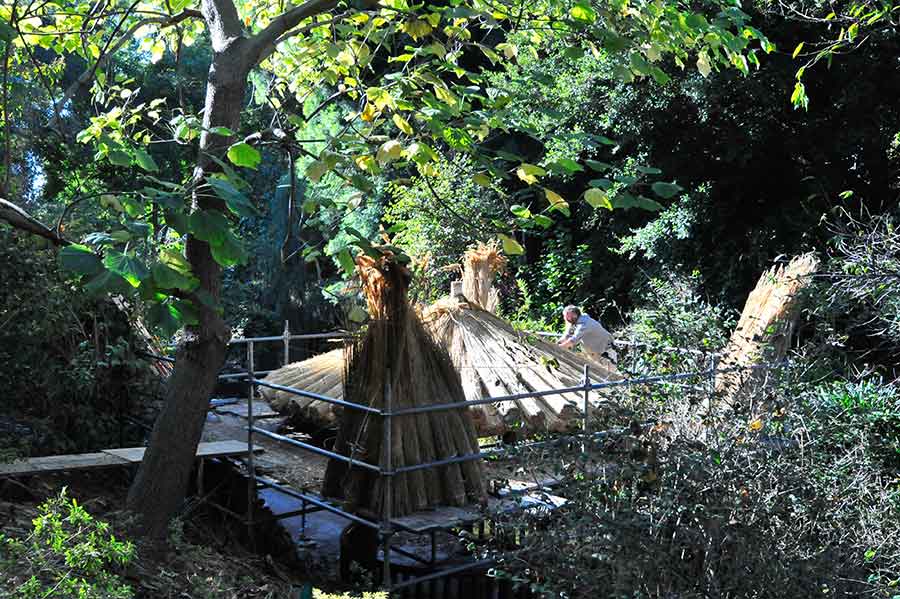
[0,489,135,598]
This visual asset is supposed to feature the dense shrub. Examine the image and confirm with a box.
[0,230,160,456]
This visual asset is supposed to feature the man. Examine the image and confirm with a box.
[557,305,614,363]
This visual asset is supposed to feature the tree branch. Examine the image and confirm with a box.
[248,0,339,62]
[46,7,202,131]
[0,198,70,246]
[201,0,244,52]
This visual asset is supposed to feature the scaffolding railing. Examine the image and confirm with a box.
[140,327,784,593]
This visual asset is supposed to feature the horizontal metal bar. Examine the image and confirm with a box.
[137,352,176,363]
[389,559,496,590]
[230,331,353,344]
[249,426,381,473]
[393,452,485,474]
[389,383,589,416]
[218,369,275,381]
[251,378,381,414]
[388,544,432,566]
[255,475,379,529]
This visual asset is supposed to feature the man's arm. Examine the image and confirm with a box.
[559,322,585,349]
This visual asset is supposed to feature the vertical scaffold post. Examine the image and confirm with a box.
[381,370,393,590]
[582,364,591,452]
[246,340,256,549]
[706,353,719,416]
[282,320,290,366]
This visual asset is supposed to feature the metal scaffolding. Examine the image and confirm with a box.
[141,323,785,593]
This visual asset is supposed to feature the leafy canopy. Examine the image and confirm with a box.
[0,0,773,333]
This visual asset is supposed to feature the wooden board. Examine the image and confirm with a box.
[214,401,280,420]
[103,440,261,463]
[1,441,261,477]
[389,491,566,534]
[0,452,129,477]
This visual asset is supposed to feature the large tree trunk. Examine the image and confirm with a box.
[126,27,251,538]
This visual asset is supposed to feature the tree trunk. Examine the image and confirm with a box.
[126,36,250,539]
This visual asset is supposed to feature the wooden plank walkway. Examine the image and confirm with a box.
[0,440,259,478]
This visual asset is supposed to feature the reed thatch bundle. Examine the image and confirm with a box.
[259,349,344,428]
[423,295,622,435]
[322,253,485,517]
[462,240,507,313]
[716,253,819,408]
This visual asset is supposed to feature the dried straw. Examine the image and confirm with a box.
[716,253,819,408]
[322,253,485,517]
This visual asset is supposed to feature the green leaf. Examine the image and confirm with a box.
[226,142,261,169]
[510,204,532,218]
[376,140,403,165]
[84,270,133,297]
[570,3,597,23]
[160,248,192,273]
[636,166,663,175]
[103,251,150,288]
[584,189,613,210]
[151,262,199,291]
[208,177,257,217]
[189,210,230,246]
[590,178,613,190]
[532,214,553,228]
[348,305,368,323]
[585,160,612,172]
[209,126,234,136]
[336,248,356,276]
[134,148,159,173]
[498,233,524,256]
[211,229,247,267]
[545,189,570,216]
[792,42,804,58]
[306,160,329,182]
[516,163,546,185]
[555,158,584,173]
[147,302,181,337]
[651,181,682,199]
[839,190,854,200]
[59,244,103,276]
[107,149,132,167]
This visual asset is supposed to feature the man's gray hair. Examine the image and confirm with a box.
[562,305,581,318]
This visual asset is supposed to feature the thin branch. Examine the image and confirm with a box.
[0,197,71,246]
[248,0,338,62]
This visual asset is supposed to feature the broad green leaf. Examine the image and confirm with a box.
[189,210,230,246]
[636,166,663,175]
[510,204,532,218]
[555,158,584,173]
[103,251,150,287]
[147,302,181,337]
[516,163,546,185]
[134,148,159,173]
[473,173,492,187]
[151,262,198,291]
[376,140,403,165]
[570,4,597,23]
[545,189,570,216]
[393,114,414,135]
[211,229,248,267]
[108,149,132,167]
[697,52,712,77]
[585,160,612,172]
[59,244,103,276]
[651,181,682,199]
[336,248,356,276]
[532,214,553,228]
[208,177,256,217]
[348,305,369,323]
[84,270,133,297]
[306,160,329,182]
[160,248,192,273]
[226,142,261,169]
[498,234,525,256]
[584,189,613,210]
